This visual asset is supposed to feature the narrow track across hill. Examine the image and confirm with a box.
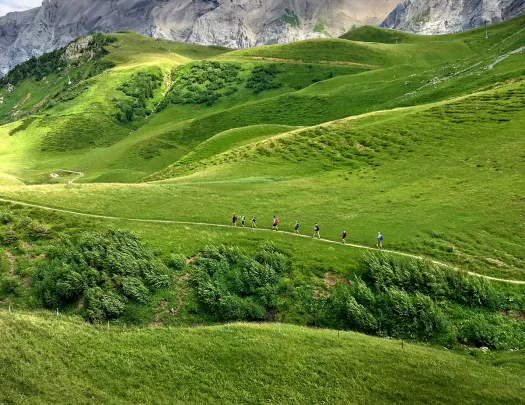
[1,197,523,285]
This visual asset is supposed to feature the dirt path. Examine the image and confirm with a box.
[0,197,523,285]
[5,249,15,275]
[59,170,84,184]
[250,56,379,69]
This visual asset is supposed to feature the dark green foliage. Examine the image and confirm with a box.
[8,117,38,136]
[115,70,162,123]
[0,211,14,224]
[0,34,116,86]
[0,276,23,297]
[364,254,501,309]
[190,244,288,321]
[246,64,284,94]
[33,229,172,322]
[0,48,66,86]
[168,253,187,271]
[458,314,525,349]
[157,61,241,110]
[281,8,300,27]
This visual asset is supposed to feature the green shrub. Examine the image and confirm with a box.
[116,70,162,122]
[1,227,18,245]
[122,277,149,303]
[190,244,288,322]
[364,254,501,309]
[246,65,284,94]
[0,276,23,297]
[0,211,14,224]
[458,314,509,349]
[374,288,449,341]
[33,229,171,321]
[168,253,187,271]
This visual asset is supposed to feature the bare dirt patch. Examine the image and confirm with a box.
[5,249,15,276]
[485,258,507,267]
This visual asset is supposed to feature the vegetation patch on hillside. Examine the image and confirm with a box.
[158,61,242,110]
[115,69,162,123]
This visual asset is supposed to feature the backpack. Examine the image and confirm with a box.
[379,235,384,241]
[276,218,279,224]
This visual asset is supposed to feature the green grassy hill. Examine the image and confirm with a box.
[0,15,524,403]
[1,311,524,404]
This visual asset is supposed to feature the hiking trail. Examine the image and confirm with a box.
[0,197,523,285]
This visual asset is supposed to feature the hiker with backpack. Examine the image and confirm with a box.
[342,229,347,244]
[251,216,257,228]
[377,232,384,249]
[294,221,300,234]
[232,213,237,227]
[313,223,321,239]
[272,216,279,231]
[241,215,246,227]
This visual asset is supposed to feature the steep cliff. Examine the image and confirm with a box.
[382,0,525,34]
[0,0,397,77]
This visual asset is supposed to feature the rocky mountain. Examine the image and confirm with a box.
[0,0,398,77]
[382,0,525,34]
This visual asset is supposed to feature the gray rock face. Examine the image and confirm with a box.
[382,0,525,34]
[0,0,398,77]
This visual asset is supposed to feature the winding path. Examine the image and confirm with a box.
[0,197,523,285]
[59,170,84,184]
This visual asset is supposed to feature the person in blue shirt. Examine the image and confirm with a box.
[294,221,300,234]
[313,223,321,239]
[251,216,257,228]
[377,232,384,249]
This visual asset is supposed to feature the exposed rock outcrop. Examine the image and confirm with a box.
[0,0,398,77]
[382,0,525,34]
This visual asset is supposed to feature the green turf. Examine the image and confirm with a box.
[1,311,524,404]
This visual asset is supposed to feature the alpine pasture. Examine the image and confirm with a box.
[0,16,524,404]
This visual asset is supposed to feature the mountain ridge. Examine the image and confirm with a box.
[382,0,525,34]
[0,0,397,77]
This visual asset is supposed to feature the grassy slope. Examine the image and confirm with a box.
[0,32,232,183]
[1,17,524,185]
[2,79,523,280]
[0,20,523,276]
[1,311,524,405]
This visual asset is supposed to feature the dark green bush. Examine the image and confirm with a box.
[458,314,510,349]
[0,211,14,224]
[364,254,501,309]
[190,244,287,321]
[246,65,284,94]
[116,70,162,123]
[168,253,187,271]
[0,276,23,297]
[33,229,171,321]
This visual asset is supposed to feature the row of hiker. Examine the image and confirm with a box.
[231,213,384,248]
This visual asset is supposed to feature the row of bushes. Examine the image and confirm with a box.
[363,254,502,309]
[188,246,525,349]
